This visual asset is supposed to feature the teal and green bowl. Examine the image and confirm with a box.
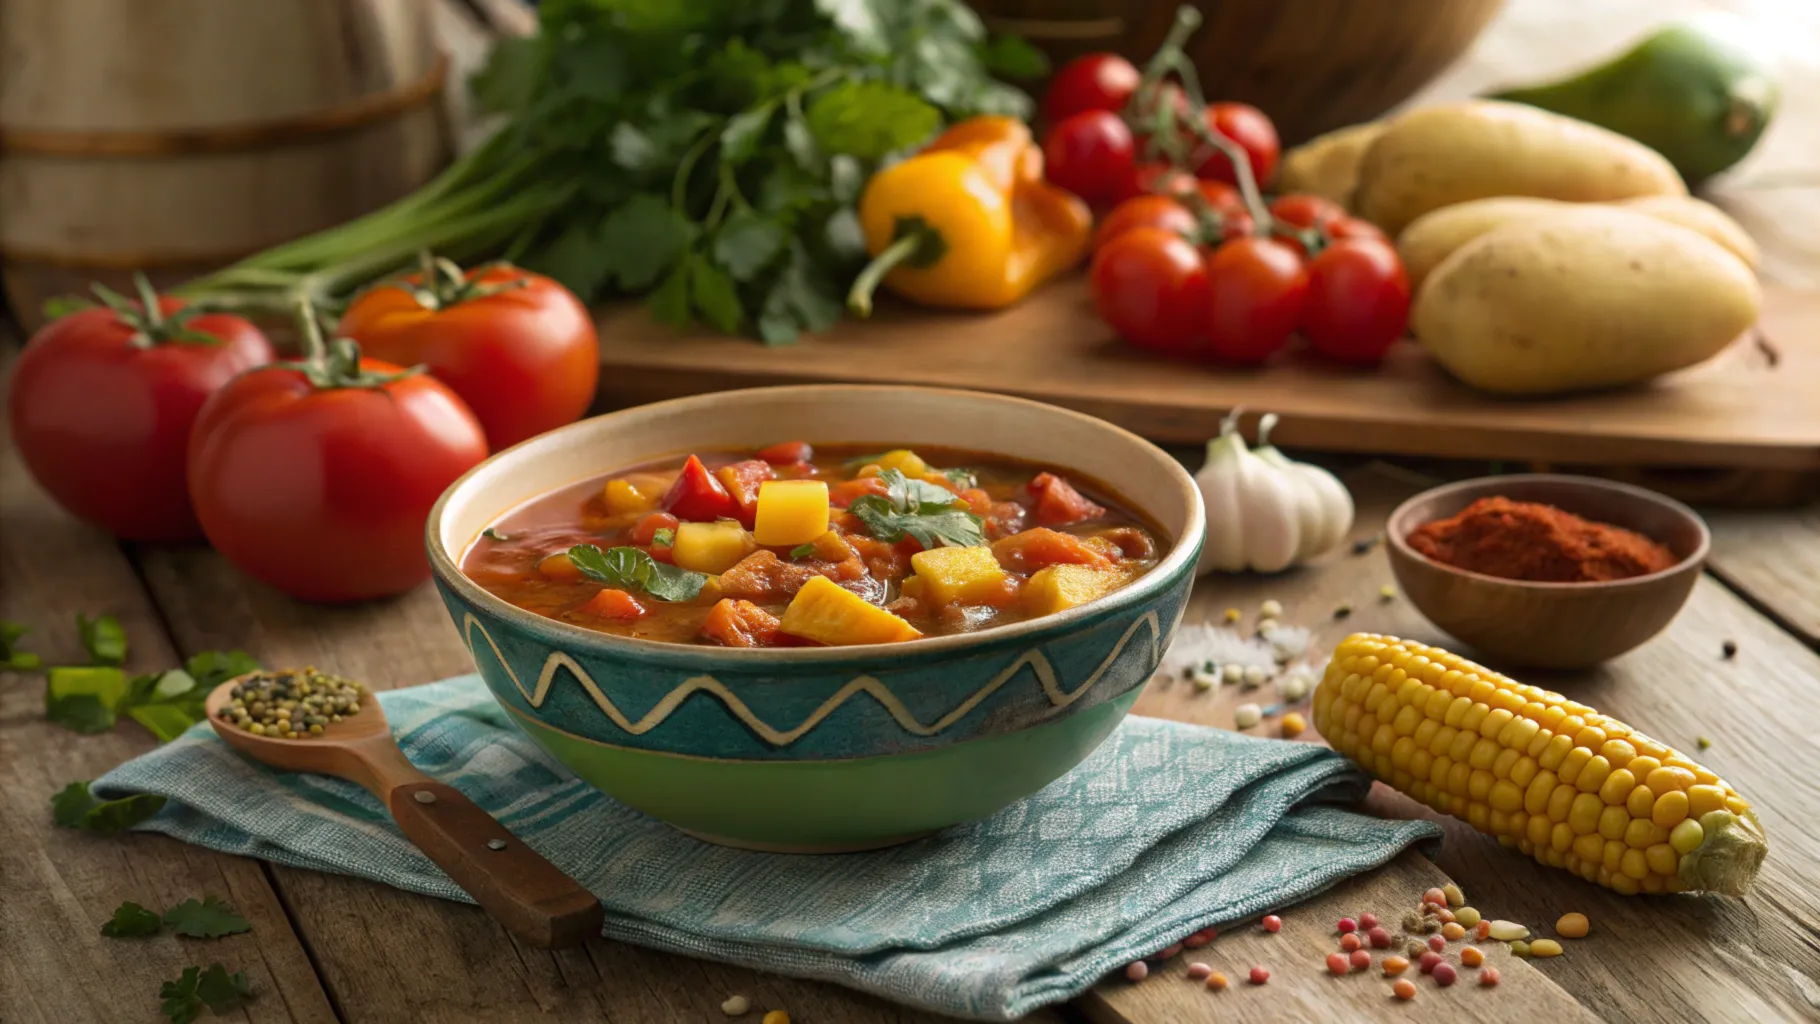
[426,385,1203,852]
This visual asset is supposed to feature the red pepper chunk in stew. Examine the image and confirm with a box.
[462,444,1165,647]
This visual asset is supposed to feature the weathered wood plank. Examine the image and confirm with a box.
[0,343,335,1024]
[132,545,1059,1023]
[1112,466,1820,1023]
[1706,506,1820,648]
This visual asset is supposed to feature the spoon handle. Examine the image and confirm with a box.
[387,779,604,948]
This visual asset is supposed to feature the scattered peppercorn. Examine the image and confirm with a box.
[1722,639,1738,659]
[1352,535,1380,555]
[218,668,364,739]
[1332,602,1352,620]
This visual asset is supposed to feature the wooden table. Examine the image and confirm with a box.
[5,2,1818,1022]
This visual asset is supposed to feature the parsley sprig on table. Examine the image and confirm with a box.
[174,0,1046,343]
[849,469,985,548]
[160,964,253,1024]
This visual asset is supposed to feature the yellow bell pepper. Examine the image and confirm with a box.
[849,116,1092,314]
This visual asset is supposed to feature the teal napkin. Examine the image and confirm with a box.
[93,675,1441,1021]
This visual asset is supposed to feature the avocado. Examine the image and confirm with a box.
[1490,13,1778,188]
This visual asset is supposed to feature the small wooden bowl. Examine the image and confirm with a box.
[1386,475,1709,669]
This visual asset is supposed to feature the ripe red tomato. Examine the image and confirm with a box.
[1042,110,1137,206]
[9,292,274,541]
[1093,195,1199,251]
[1269,194,1347,231]
[1041,53,1141,125]
[1203,238,1308,365]
[1329,217,1388,242]
[1089,227,1210,357]
[337,262,598,451]
[187,348,488,603]
[1110,162,1196,206]
[1196,103,1281,189]
[1301,238,1411,364]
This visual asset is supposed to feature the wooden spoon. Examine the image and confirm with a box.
[204,673,604,948]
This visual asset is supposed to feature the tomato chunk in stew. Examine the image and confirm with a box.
[462,444,1165,647]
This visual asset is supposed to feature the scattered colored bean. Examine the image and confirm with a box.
[1223,607,1241,623]
[1427,935,1447,953]
[1481,967,1501,987]
[1454,906,1481,929]
[1206,971,1229,991]
[1380,584,1397,600]
[1341,932,1363,953]
[1433,962,1458,987]
[1125,961,1149,981]
[1261,915,1282,933]
[762,1013,789,1024]
[1529,939,1564,958]
[1383,955,1409,976]
[1368,927,1393,949]
[1422,888,1447,907]
[1184,928,1215,949]
[1442,923,1466,941]
[1242,664,1267,687]
[1697,736,1712,750]
[1393,978,1417,1000]
[1488,920,1530,941]
[1280,712,1306,738]
[1279,671,1312,702]
[1556,913,1590,939]
[1260,599,1283,619]
[1441,883,1464,907]
[1187,962,1213,980]
[1418,952,1442,974]
[1337,917,1358,934]
[1249,966,1270,985]
[1722,639,1738,659]
[1460,946,1485,968]
[1349,949,1372,971]
[1358,912,1379,930]
[1435,908,1455,925]
[1333,602,1353,620]
[1327,952,1351,976]
[721,994,751,1016]
[1158,942,1183,959]
[1510,940,1531,958]
[1192,671,1217,691]
[1223,663,1244,685]
[1474,920,1491,941]
[1235,703,1263,729]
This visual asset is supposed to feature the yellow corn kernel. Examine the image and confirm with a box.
[909,545,1009,607]
[752,480,831,547]
[779,576,921,646]
[1310,634,1766,897]
[1023,564,1122,617]
[603,478,659,515]
[672,520,757,574]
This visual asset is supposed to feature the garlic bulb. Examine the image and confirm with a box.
[1195,412,1354,574]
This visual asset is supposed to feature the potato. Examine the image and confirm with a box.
[1275,122,1386,208]
[1413,208,1759,395]
[1617,195,1759,268]
[1354,101,1685,234]
[1398,195,1759,290]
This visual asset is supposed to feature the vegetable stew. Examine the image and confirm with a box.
[462,443,1166,647]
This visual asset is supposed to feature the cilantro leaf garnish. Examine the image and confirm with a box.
[101,900,164,938]
[942,467,977,489]
[76,612,128,665]
[789,542,817,560]
[163,896,252,938]
[51,781,166,834]
[848,469,985,549]
[567,545,708,602]
[160,964,253,1024]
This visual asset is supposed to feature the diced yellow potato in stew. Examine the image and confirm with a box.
[603,478,659,515]
[907,546,1009,607]
[753,480,831,546]
[673,520,757,574]
[1022,564,1124,617]
[780,576,922,646]
[862,449,929,478]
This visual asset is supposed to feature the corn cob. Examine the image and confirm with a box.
[1314,634,1766,896]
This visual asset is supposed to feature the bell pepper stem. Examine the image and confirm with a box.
[848,227,939,318]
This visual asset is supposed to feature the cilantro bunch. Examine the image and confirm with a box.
[179,0,1045,343]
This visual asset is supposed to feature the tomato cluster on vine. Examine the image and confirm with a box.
[1037,39,1412,368]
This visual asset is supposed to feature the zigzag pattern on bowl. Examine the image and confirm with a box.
[462,610,1161,748]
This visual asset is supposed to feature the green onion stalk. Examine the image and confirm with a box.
[173,131,574,315]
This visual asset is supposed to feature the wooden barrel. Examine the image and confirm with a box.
[0,0,452,327]
[969,0,1506,145]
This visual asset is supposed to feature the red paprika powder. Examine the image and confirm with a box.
[1407,496,1677,583]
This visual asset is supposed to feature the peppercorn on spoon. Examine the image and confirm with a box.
[204,673,604,948]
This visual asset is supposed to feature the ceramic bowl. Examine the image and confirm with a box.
[1386,475,1709,670]
[427,386,1203,852]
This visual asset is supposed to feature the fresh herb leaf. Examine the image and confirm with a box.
[101,901,164,938]
[597,194,696,291]
[789,542,817,560]
[161,966,204,1024]
[483,527,512,542]
[712,210,788,281]
[163,896,252,939]
[848,469,985,549]
[816,0,889,52]
[567,545,708,602]
[76,613,128,665]
[2,620,41,670]
[46,665,129,733]
[47,693,116,734]
[980,35,1050,79]
[651,528,676,547]
[194,965,254,1014]
[183,651,260,689]
[689,257,744,333]
[648,261,694,329]
[607,122,657,171]
[470,35,544,115]
[51,781,166,834]
[720,103,776,166]
[942,467,977,489]
[804,81,940,161]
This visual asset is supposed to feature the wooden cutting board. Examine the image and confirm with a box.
[595,280,1820,472]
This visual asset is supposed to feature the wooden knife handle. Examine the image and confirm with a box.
[387,780,603,948]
